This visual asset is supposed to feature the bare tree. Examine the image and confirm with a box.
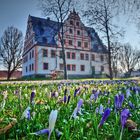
[39,0,73,80]
[111,42,122,78]
[117,0,140,35]
[118,43,140,76]
[83,0,122,80]
[0,26,23,80]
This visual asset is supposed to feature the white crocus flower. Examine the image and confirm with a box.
[0,91,7,112]
[49,110,58,134]
[30,110,58,140]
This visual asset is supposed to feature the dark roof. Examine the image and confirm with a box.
[29,16,59,46]
[85,27,108,53]
[29,15,108,53]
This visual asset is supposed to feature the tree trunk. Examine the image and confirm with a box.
[61,23,67,80]
[104,0,113,80]
[7,71,12,80]
[106,29,113,80]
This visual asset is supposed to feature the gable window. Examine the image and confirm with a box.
[77,30,81,35]
[42,37,47,43]
[72,52,76,59]
[101,66,104,72]
[69,28,73,34]
[70,20,73,25]
[72,65,76,71]
[77,41,81,47]
[84,31,88,36]
[76,22,79,26]
[84,42,88,48]
[32,63,34,71]
[85,54,89,60]
[29,64,31,71]
[51,50,56,58]
[80,53,84,60]
[101,55,104,61]
[91,54,95,61]
[43,49,48,57]
[67,52,71,59]
[43,63,48,70]
[32,50,34,58]
[59,51,63,59]
[26,66,28,72]
[69,40,73,45]
[67,64,71,71]
[80,65,85,71]
[60,63,64,70]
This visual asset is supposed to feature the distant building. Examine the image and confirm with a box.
[22,10,109,78]
[0,70,22,80]
[130,69,140,77]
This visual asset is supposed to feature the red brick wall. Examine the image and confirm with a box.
[0,71,22,79]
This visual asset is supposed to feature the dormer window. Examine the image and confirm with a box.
[77,30,80,35]
[70,20,73,25]
[69,28,73,34]
[69,40,73,45]
[100,55,104,61]
[84,42,88,48]
[77,41,81,47]
[76,22,79,26]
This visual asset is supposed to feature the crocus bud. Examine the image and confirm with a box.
[121,109,130,128]
[98,108,111,127]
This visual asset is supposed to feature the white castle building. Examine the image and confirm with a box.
[22,10,109,78]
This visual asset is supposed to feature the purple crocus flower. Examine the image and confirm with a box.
[114,95,119,108]
[98,108,111,127]
[99,104,104,115]
[63,89,67,103]
[14,90,19,95]
[72,99,83,118]
[74,89,79,97]
[94,91,99,101]
[55,129,63,139]
[95,107,99,114]
[108,98,111,104]
[27,109,31,120]
[67,95,71,104]
[64,95,67,103]
[77,99,83,109]
[128,101,135,109]
[30,90,35,104]
[21,106,31,120]
[119,94,124,107]
[121,109,130,128]
[126,89,131,98]
[33,129,50,135]
[31,110,58,140]
[114,94,124,109]
[51,92,55,97]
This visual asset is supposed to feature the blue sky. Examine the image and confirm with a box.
[0,0,139,48]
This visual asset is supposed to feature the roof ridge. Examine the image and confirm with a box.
[29,15,58,23]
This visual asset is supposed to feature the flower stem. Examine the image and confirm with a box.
[119,127,123,140]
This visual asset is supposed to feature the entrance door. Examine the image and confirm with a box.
[92,66,95,76]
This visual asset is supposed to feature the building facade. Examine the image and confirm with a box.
[22,10,109,78]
